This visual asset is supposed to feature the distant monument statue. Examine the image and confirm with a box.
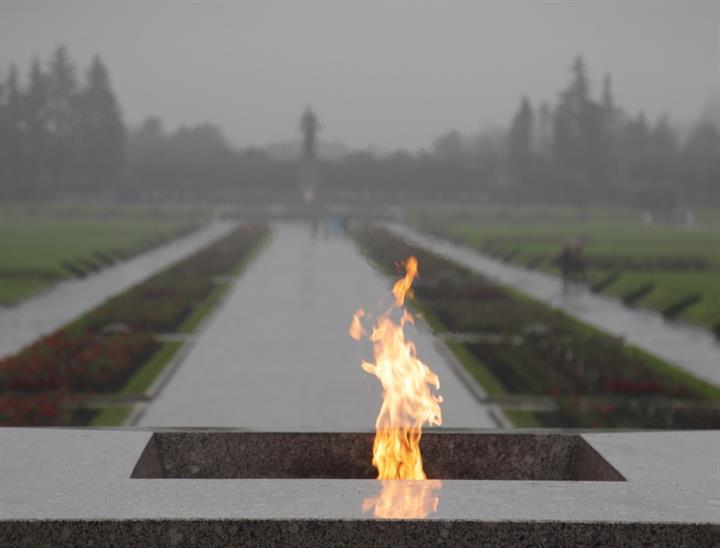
[300,106,320,161]
[299,106,321,204]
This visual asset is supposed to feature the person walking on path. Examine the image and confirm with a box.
[555,240,586,292]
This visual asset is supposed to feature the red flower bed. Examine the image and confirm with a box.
[82,225,267,332]
[604,379,666,395]
[0,391,66,426]
[0,329,155,392]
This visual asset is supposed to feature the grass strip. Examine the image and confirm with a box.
[0,277,50,305]
[445,341,507,397]
[120,342,183,396]
[503,410,542,428]
[89,405,132,427]
[179,282,230,333]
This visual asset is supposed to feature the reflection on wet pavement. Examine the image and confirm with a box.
[140,223,496,429]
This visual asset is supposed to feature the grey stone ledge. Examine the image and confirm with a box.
[0,428,717,547]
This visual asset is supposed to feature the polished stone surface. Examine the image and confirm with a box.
[388,222,720,386]
[0,221,235,359]
[138,223,496,429]
[0,428,717,546]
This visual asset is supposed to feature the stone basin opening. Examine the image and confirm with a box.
[131,431,625,481]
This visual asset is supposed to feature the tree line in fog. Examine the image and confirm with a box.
[1,49,718,205]
[500,56,719,207]
[0,47,125,199]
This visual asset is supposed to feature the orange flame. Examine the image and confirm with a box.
[391,255,417,306]
[362,480,442,519]
[350,256,443,482]
[349,308,365,341]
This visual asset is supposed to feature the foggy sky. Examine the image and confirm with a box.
[1,1,718,151]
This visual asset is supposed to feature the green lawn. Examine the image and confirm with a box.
[178,282,229,333]
[407,206,720,333]
[0,206,206,305]
[0,277,51,304]
[446,341,506,397]
[600,271,720,327]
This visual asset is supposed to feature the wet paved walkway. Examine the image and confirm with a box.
[387,223,720,387]
[0,221,235,359]
[140,223,496,430]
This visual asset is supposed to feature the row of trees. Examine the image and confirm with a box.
[1,48,718,205]
[0,47,125,199]
[128,117,297,200]
[324,58,720,207]
[503,57,720,206]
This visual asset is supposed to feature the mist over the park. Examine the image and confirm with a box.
[1,5,720,543]
[1,1,718,152]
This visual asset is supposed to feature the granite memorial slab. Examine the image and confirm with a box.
[0,428,717,546]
